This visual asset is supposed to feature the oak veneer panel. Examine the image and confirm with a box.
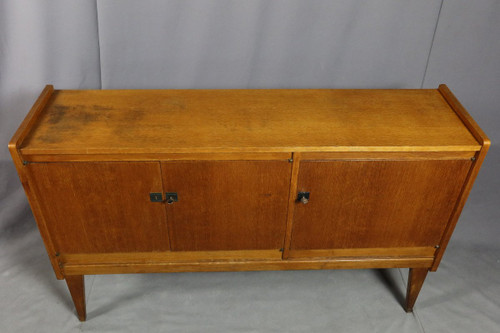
[59,247,433,265]
[62,257,434,276]
[290,159,472,250]
[60,249,432,276]
[288,247,436,259]
[60,250,283,265]
[299,151,476,161]
[28,162,170,253]
[23,152,292,162]
[7,86,64,278]
[161,161,291,251]
[20,89,480,157]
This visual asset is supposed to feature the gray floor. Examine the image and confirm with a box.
[1,150,499,333]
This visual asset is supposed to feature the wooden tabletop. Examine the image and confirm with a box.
[19,88,480,155]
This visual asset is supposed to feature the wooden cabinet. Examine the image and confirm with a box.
[9,85,489,321]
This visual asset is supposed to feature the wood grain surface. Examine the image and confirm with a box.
[62,256,434,276]
[27,162,170,253]
[19,89,480,157]
[60,250,283,265]
[430,84,491,270]
[162,161,291,251]
[405,268,429,312]
[287,247,436,259]
[65,275,86,321]
[7,85,64,278]
[290,159,472,250]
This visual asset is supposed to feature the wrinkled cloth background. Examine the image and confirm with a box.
[1,1,499,332]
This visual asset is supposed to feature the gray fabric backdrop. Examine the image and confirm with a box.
[1,1,499,332]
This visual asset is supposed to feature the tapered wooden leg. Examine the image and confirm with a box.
[65,275,86,321]
[405,268,428,312]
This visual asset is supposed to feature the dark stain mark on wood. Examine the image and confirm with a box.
[79,111,101,124]
[36,134,61,144]
[48,105,68,124]
[111,108,147,137]
[92,105,113,111]
[39,103,152,144]
[155,98,186,112]
[124,108,146,122]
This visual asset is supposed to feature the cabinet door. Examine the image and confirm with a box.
[161,161,291,251]
[290,159,472,250]
[28,162,169,253]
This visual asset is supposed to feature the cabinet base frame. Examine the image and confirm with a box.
[63,256,433,276]
[62,256,432,321]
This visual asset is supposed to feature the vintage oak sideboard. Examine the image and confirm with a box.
[9,85,489,321]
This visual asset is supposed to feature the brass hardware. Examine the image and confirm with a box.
[149,193,163,202]
[297,192,310,204]
[165,192,178,204]
[471,156,476,161]
[288,158,293,163]
[435,245,440,249]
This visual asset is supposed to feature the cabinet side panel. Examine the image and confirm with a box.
[291,159,472,250]
[27,162,170,253]
[162,161,291,251]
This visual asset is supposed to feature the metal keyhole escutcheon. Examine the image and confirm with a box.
[297,192,310,204]
[165,192,178,204]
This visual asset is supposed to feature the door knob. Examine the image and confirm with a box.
[297,192,310,204]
